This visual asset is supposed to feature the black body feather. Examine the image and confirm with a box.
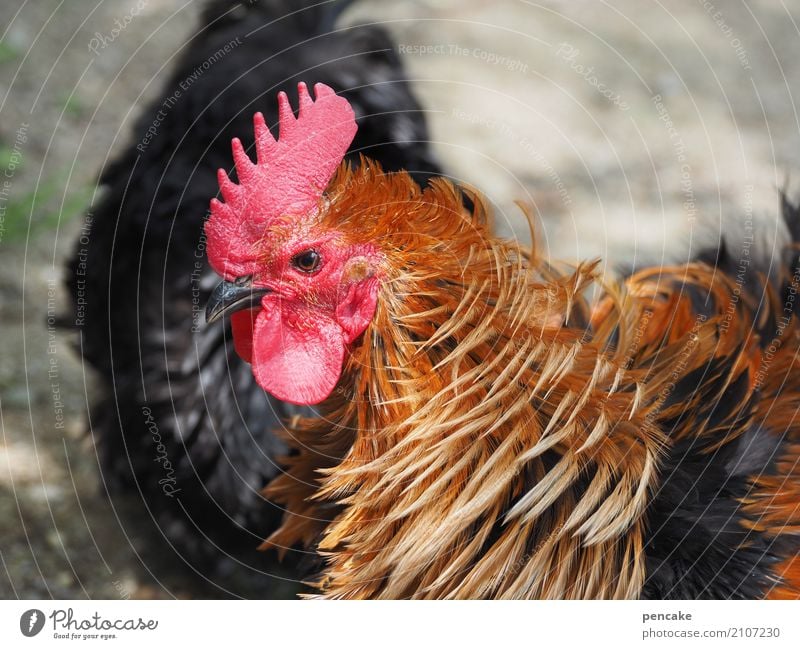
[63,0,443,597]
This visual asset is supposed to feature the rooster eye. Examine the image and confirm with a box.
[291,249,321,273]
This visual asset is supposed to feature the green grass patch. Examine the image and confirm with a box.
[0,41,20,64]
[0,172,93,244]
[58,91,85,119]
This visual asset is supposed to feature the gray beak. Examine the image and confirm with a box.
[205,277,271,324]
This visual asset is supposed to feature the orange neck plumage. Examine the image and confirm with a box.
[263,163,667,598]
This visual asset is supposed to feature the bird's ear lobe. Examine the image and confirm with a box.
[336,276,379,344]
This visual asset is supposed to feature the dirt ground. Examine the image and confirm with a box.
[1,0,799,598]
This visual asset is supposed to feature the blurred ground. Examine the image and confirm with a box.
[1,0,799,598]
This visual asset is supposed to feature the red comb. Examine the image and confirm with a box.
[205,82,357,279]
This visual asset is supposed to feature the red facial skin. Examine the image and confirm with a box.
[223,229,380,405]
[205,83,371,405]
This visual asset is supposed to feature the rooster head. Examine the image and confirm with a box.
[204,82,381,406]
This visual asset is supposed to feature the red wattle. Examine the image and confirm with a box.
[230,309,258,363]
[250,302,346,406]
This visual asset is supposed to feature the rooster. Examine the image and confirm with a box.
[63,0,443,595]
[204,83,800,599]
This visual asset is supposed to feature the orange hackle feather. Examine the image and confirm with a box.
[261,160,800,599]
